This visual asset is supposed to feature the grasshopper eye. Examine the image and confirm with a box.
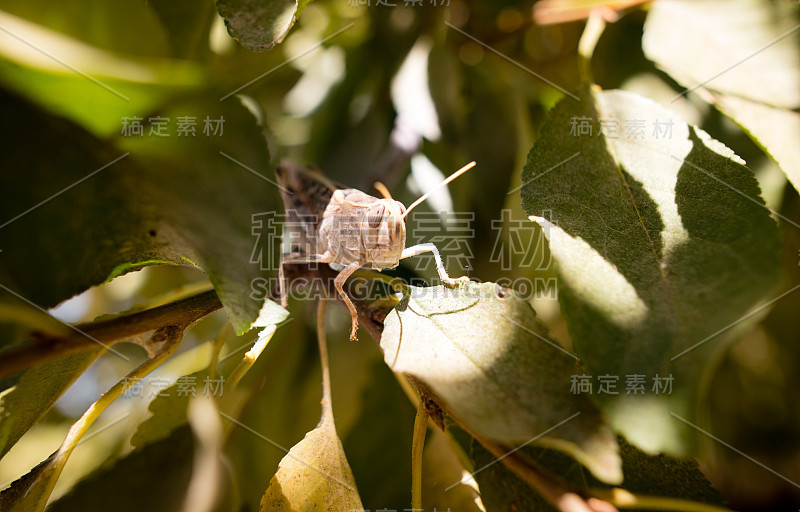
[367,205,386,228]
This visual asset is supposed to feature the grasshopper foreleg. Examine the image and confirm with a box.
[400,243,470,286]
[333,261,363,341]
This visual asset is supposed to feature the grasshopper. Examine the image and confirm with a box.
[275,161,476,340]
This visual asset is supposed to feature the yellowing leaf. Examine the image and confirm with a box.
[259,410,363,511]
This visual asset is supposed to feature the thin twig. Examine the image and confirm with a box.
[0,290,222,378]
[317,298,332,410]
[1,325,185,510]
[411,402,428,511]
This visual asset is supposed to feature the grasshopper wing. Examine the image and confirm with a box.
[275,162,339,257]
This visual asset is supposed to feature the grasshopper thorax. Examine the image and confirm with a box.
[361,198,406,269]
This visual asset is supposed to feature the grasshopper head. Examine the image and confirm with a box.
[361,198,406,269]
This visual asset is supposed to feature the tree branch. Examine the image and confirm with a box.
[0,290,222,378]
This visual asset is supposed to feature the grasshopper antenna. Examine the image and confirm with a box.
[373,182,393,200]
[401,161,476,219]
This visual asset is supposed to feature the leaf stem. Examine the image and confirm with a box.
[207,322,232,380]
[578,11,606,83]
[591,488,732,512]
[226,325,276,390]
[411,402,428,511]
[317,298,332,412]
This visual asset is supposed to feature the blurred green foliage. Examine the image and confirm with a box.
[0,0,799,510]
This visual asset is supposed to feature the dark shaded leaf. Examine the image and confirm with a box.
[217,0,312,52]
[46,425,195,512]
[0,349,102,460]
[521,85,782,455]
[342,359,415,511]
[0,87,280,334]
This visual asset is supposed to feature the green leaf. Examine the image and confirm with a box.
[708,92,800,194]
[0,298,73,355]
[132,311,286,450]
[471,441,551,512]
[643,0,800,110]
[217,0,313,52]
[421,429,482,512]
[643,0,800,189]
[0,0,172,58]
[614,437,723,504]
[521,85,782,455]
[259,409,363,511]
[46,425,195,512]
[130,369,207,450]
[0,349,103,460]
[0,87,279,334]
[380,282,622,484]
[146,0,216,60]
[0,301,70,340]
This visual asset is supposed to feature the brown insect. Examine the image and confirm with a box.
[275,161,476,340]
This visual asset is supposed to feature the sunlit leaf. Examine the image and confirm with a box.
[0,0,172,58]
[259,409,363,511]
[709,92,800,193]
[643,0,800,110]
[521,85,782,455]
[381,282,622,484]
[643,0,800,189]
